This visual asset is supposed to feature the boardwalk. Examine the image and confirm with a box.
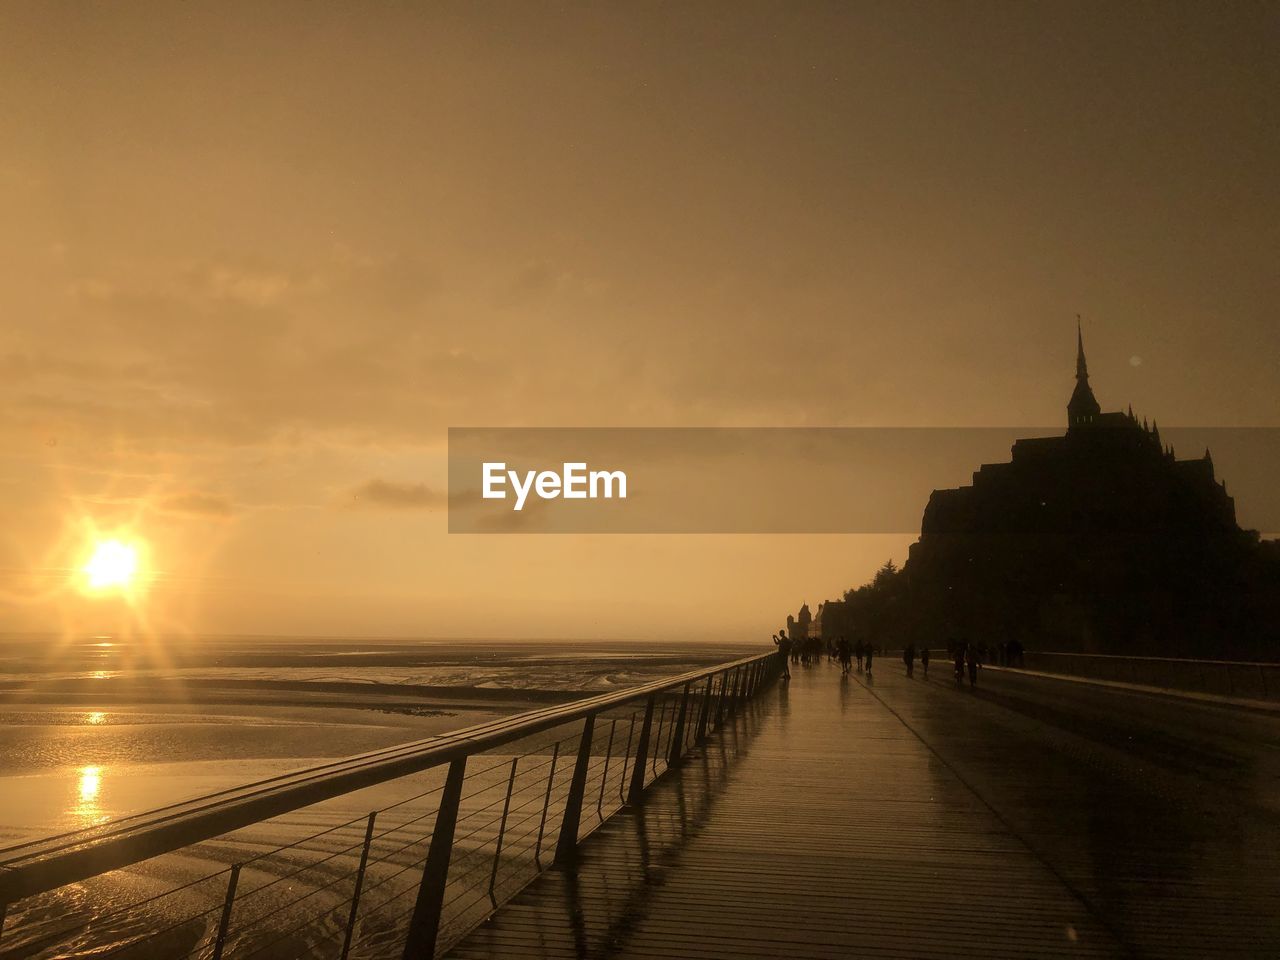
[449,660,1280,959]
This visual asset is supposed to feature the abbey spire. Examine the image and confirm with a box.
[1076,318,1089,380]
[1067,316,1101,430]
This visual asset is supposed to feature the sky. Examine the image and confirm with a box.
[0,2,1276,641]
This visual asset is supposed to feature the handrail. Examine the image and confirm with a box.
[1015,649,1279,702]
[0,651,775,906]
[1024,651,1280,668]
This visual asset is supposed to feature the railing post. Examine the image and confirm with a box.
[666,683,692,768]
[597,718,617,814]
[715,671,728,728]
[555,714,596,864]
[402,756,467,960]
[627,695,657,805]
[488,757,519,903]
[650,698,668,775]
[340,812,378,960]
[210,863,240,960]
[618,713,637,802]
[534,742,560,866]
[695,676,714,743]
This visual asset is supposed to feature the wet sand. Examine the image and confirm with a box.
[0,637,756,958]
[0,637,752,842]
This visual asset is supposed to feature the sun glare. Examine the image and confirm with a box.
[82,539,140,591]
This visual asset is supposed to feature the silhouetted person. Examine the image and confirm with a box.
[837,636,852,675]
[920,647,930,678]
[774,632,793,681]
[954,642,966,684]
[903,643,915,678]
[864,643,874,675]
[967,644,979,687]
[854,640,864,672]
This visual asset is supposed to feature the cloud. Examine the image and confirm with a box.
[159,492,235,517]
[349,479,446,510]
[70,259,307,310]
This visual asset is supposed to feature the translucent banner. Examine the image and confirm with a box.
[447,427,1280,534]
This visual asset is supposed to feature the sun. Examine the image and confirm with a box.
[82,539,140,591]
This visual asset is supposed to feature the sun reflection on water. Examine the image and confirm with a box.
[85,711,107,725]
[74,765,107,824]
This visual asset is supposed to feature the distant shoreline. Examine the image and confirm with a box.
[0,676,582,712]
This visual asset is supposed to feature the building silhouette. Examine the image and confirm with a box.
[809,326,1279,659]
[785,602,812,641]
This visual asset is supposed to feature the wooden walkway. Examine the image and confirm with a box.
[445,664,1126,959]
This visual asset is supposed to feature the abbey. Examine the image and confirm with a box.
[851,326,1278,659]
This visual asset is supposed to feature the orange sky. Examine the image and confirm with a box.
[1,3,1276,641]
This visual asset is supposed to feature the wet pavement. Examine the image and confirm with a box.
[448,659,1280,959]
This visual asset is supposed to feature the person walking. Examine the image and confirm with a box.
[865,642,874,675]
[837,636,853,675]
[921,646,930,678]
[855,640,864,672]
[903,643,915,678]
[967,642,979,687]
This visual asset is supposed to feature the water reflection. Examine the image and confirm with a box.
[85,711,107,725]
[74,765,106,823]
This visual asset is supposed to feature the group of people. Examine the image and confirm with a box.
[833,635,880,676]
[771,631,1023,688]
[951,637,1026,669]
[772,631,880,680]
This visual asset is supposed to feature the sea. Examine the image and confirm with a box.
[0,634,755,958]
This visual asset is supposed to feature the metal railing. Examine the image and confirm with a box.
[1016,651,1280,701]
[0,650,782,960]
